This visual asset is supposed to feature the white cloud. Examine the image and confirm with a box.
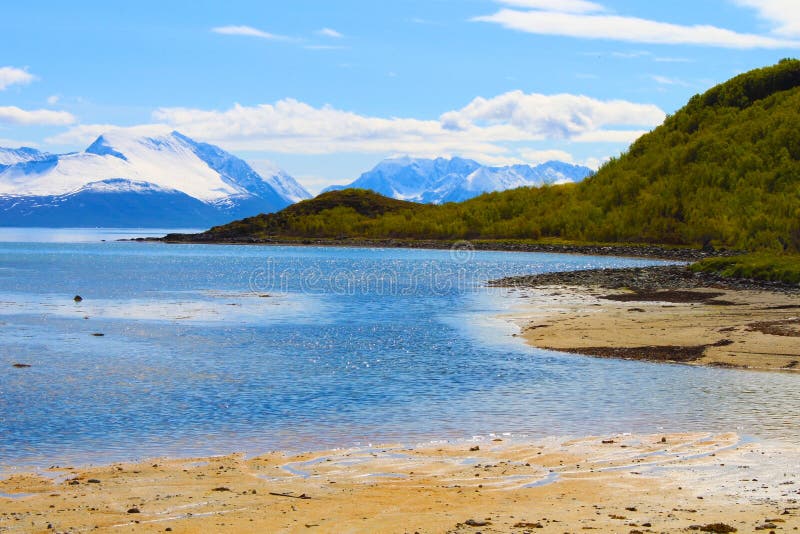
[211,25,293,41]
[47,92,661,165]
[571,129,650,143]
[582,156,609,170]
[518,148,575,164]
[0,67,35,91]
[317,27,343,38]
[518,148,610,170]
[496,0,604,13]
[0,106,75,126]
[440,90,665,138]
[733,0,800,37]
[46,123,168,146]
[148,92,660,155]
[46,94,61,105]
[474,8,800,48]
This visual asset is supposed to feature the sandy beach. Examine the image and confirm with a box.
[497,267,800,371]
[3,266,800,532]
[508,286,800,370]
[1,432,799,533]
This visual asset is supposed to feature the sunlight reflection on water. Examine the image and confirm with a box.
[0,236,798,470]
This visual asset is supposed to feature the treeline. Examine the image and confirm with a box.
[204,59,800,253]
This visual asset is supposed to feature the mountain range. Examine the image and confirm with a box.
[0,132,591,228]
[173,59,800,255]
[0,131,311,227]
[323,156,593,203]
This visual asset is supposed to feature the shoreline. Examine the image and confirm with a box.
[2,432,798,532]
[139,235,732,262]
[494,265,800,371]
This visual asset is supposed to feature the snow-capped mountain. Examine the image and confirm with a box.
[0,147,51,166]
[0,130,311,227]
[323,156,593,203]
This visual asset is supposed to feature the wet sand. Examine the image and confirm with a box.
[503,285,800,371]
[1,432,799,533]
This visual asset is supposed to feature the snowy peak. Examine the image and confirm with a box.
[326,156,593,204]
[0,130,312,227]
[76,178,178,194]
[85,135,128,160]
[0,147,51,166]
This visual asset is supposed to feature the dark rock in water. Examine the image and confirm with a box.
[127,507,140,514]
[87,478,101,483]
[91,333,105,337]
[464,519,491,527]
[469,445,480,451]
[212,487,231,492]
[12,363,32,368]
[73,295,83,302]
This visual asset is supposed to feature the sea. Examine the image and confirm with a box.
[1,228,798,471]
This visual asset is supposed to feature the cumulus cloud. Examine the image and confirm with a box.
[150,93,661,154]
[0,67,36,91]
[0,106,75,126]
[474,7,800,48]
[518,148,576,164]
[571,129,650,143]
[211,25,293,41]
[440,90,665,138]
[733,0,800,37]
[47,92,663,163]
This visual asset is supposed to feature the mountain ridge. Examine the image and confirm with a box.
[322,156,592,203]
[0,130,312,227]
[168,59,800,253]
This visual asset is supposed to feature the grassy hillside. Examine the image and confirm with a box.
[198,189,424,239]
[190,59,800,253]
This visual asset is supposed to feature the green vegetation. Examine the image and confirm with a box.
[204,189,423,239]
[691,254,800,285]
[201,59,800,257]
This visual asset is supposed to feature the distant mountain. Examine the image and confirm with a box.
[0,147,51,166]
[166,60,800,253]
[0,130,311,227]
[322,156,593,203]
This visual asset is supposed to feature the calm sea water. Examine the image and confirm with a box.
[1,229,798,470]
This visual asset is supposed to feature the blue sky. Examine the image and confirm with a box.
[1,0,798,191]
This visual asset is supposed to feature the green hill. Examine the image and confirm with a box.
[180,59,800,253]
[179,189,424,240]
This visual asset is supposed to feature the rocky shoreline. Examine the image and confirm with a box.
[490,264,800,294]
[497,265,800,370]
[139,234,734,262]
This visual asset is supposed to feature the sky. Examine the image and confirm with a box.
[1,0,799,192]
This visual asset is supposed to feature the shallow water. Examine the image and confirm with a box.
[0,230,798,470]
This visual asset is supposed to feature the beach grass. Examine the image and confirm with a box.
[690,253,800,285]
